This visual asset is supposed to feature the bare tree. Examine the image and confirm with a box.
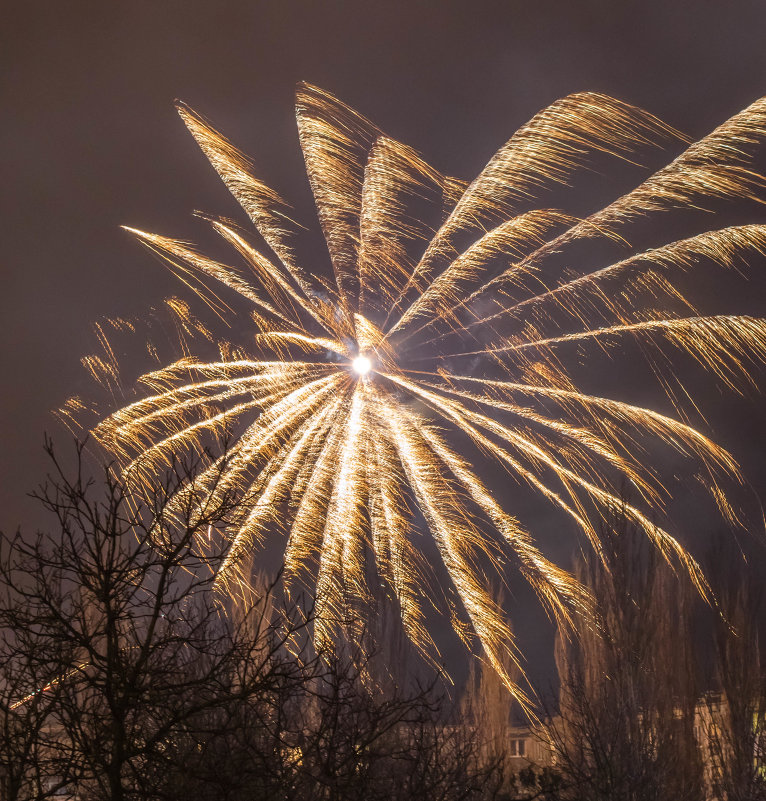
[0,439,315,801]
[547,501,704,801]
[0,441,511,801]
[698,539,766,801]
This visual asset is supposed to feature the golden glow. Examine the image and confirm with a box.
[78,84,766,710]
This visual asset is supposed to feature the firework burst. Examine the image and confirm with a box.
[76,86,766,707]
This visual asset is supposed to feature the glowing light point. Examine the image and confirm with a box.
[352,355,372,376]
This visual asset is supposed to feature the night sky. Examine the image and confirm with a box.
[4,1,766,678]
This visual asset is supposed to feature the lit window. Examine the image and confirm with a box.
[510,738,526,757]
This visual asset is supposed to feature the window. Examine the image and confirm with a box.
[510,738,526,757]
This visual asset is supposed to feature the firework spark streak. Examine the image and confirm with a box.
[76,86,766,708]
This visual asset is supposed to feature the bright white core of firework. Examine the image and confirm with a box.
[352,355,372,375]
